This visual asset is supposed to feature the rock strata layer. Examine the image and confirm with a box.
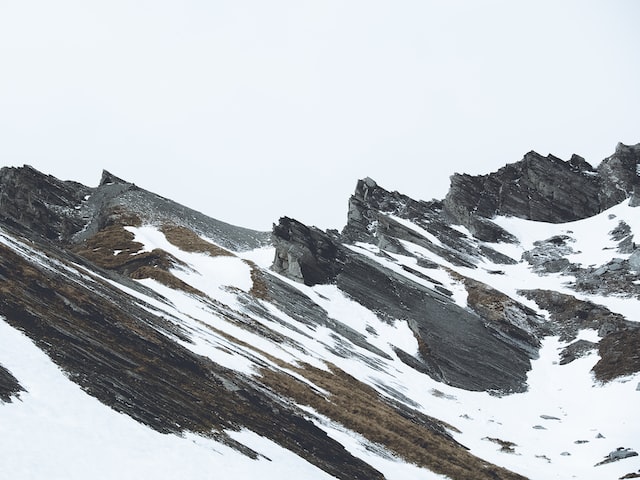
[443,143,640,240]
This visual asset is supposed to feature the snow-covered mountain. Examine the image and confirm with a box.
[1,143,639,480]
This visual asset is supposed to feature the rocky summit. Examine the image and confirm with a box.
[1,142,639,480]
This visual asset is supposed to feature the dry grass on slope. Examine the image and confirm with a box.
[159,224,235,257]
[261,362,528,480]
[73,222,202,296]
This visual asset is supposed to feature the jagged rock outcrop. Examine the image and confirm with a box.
[2,142,639,480]
[0,166,532,480]
[0,166,270,251]
[598,143,640,208]
[272,217,538,393]
[443,143,640,241]
[272,217,345,285]
[518,289,640,381]
[0,165,92,241]
[341,177,516,265]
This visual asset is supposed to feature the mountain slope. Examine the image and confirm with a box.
[1,143,639,480]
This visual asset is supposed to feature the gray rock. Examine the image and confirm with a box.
[0,364,24,403]
[522,235,575,273]
[272,217,538,394]
[596,447,639,466]
[540,415,562,421]
[559,340,597,365]
[630,250,640,273]
[443,144,640,239]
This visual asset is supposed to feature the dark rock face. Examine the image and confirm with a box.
[598,143,640,209]
[518,289,640,381]
[0,364,23,403]
[443,144,640,240]
[0,228,383,480]
[336,254,536,393]
[0,165,92,242]
[341,177,516,266]
[272,217,345,285]
[0,165,270,251]
[272,218,537,393]
[559,340,597,365]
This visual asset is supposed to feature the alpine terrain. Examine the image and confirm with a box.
[1,142,639,480]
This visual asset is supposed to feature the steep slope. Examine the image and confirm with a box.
[1,143,639,480]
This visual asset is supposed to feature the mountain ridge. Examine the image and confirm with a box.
[1,142,639,480]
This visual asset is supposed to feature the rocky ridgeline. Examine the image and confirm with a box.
[0,165,533,480]
[0,167,269,250]
[1,143,639,480]
[271,142,640,390]
[443,143,640,241]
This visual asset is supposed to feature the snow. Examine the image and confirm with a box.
[492,201,640,268]
[310,284,420,357]
[387,214,445,248]
[0,319,336,480]
[298,406,449,480]
[449,335,640,480]
[238,245,277,268]
[125,225,253,305]
[2,199,639,480]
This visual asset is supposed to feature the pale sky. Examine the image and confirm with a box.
[1,1,639,231]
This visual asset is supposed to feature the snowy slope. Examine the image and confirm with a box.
[1,164,639,480]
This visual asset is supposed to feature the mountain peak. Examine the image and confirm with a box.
[1,142,639,480]
[99,169,131,186]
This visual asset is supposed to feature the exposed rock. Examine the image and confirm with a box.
[272,217,345,285]
[629,250,640,273]
[593,328,640,382]
[573,258,640,298]
[341,177,517,265]
[522,235,576,273]
[559,339,597,365]
[597,143,640,209]
[540,415,561,421]
[519,289,640,381]
[0,238,382,480]
[443,144,640,239]
[482,437,518,454]
[455,274,547,356]
[340,254,535,393]
[0,165,92,242]
[0,363,23,403]
[518,289,633,341]
[620,471,640,479]
[272,220,538,393]
[0,165,270,251]
[595,447,639,466]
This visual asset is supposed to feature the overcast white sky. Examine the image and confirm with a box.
[1,1,639,231]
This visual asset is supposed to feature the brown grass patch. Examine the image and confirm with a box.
[74,223,207,296]
[160,224,235,257]
[130,265,203,296]
[261,362,527,480]
[244,260,270,300]
[592,328,640,382]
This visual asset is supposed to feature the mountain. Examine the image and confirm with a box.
[1,143,639,480]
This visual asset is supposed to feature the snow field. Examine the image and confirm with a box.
[0,319,336,480]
